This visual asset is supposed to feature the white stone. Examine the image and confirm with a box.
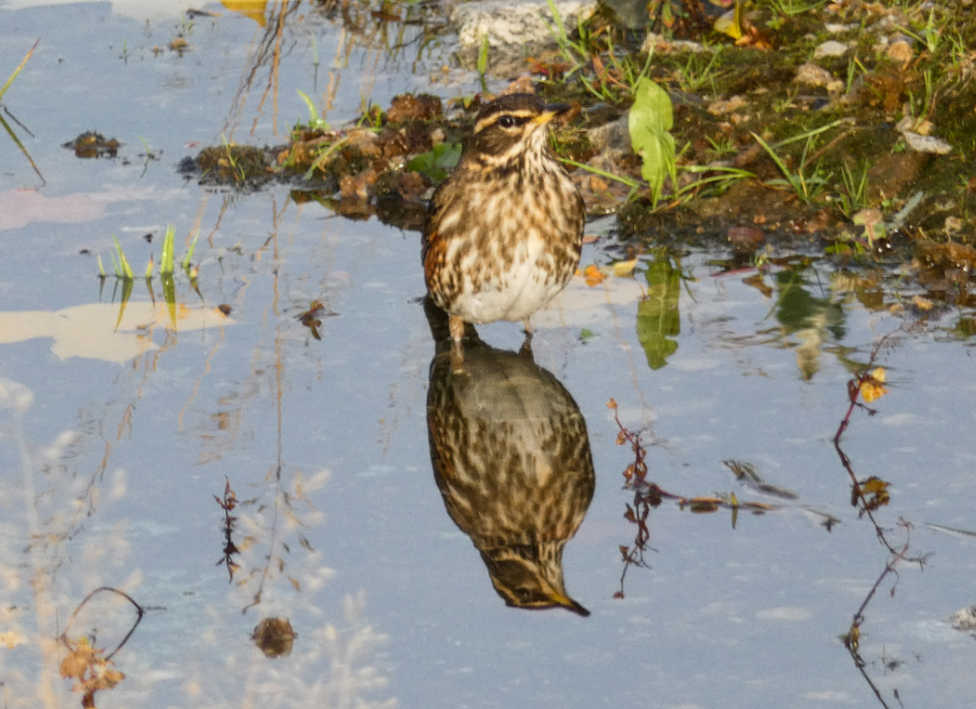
[901,131,953,155]
[824,22,858,33]
[452,0,597,48]
[641,32,707,54]
[813,40,850,58]
[794,63,834,87]
[896,117,952,154]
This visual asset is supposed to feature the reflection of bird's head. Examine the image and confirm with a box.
[481,543,590,617]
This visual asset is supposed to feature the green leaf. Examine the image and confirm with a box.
[629,78,677,206]
[406,143,462,183]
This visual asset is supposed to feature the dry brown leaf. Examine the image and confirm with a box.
[860,367,889,403]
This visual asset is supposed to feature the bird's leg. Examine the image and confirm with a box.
[519,317,534,359]
[449,315,466,374]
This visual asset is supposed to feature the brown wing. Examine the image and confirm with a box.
[421,179,465,298]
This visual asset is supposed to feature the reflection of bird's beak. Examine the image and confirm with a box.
[553,591,590,617]
[535,102,573,126]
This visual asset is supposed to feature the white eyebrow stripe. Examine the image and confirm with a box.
[474,110,539,134]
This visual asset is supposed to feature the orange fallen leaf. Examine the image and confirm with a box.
[60,636,125,698]
[912,295,934,311]
[856,476,891,510]
[578,264,606,287]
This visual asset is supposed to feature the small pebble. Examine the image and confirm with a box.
[887,39,913,66]
[813,40,849,59]
[795,63,833,86]
[945,216,964,234]
[895,116,951,154]
[707,95,748,115]
[902,132,952,155]
[794,63,845,93]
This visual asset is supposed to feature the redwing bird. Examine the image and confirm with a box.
[422,93,585,370]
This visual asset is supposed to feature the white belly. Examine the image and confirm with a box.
[451,235,563,324]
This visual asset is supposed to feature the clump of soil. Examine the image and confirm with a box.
[63,131,120,158]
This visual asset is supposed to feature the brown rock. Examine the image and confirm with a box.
[500,75,536,96]
[886,39,913,67]
[866,152,929,205]
[344,128,382,157]
[728,225,765,251]
[707,95,748,116]
[339,169,379,200]
[391,170,431,200]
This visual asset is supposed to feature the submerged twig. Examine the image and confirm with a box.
[608,399,779,599]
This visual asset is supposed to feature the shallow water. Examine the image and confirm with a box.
[1,2,975,708]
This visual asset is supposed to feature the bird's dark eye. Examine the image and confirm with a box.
[498,115,519,128]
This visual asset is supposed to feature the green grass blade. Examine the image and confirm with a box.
[0,38,39,103]
[112,235,134,279]
[477,34,490,77]
[160,224,175,275]
[182,230,199,273]
[296,89,321,125]
[303,136,349,180]
[750,131,800,194]
[545,0,568,44]
[559,158,643,189]
[768,119,845,149]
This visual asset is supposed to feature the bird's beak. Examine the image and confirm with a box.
[535,102,574,126]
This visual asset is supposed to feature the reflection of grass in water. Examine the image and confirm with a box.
[223,1,434,140]
[1,39,44,185]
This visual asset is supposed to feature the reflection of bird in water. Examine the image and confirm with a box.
[424,298,595,616]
